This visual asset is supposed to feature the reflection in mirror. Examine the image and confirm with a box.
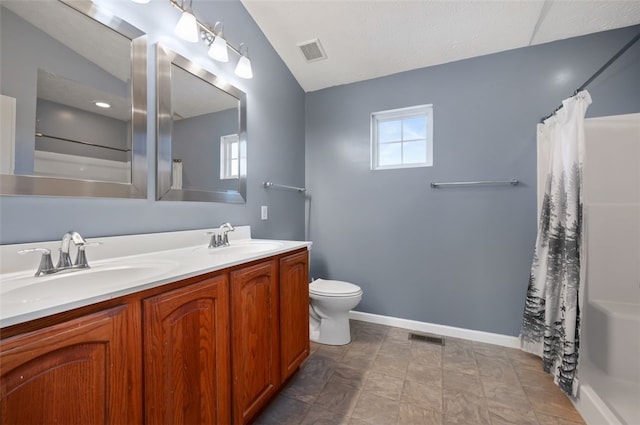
[157,44,247,203]
[35,69,132,183]
[171,65,239,191]
[0,0,147,198]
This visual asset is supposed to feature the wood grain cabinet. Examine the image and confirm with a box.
[0,304,141,425]
[0,248,310,425]
[279,250,310,382]
[230,250,310,424]
[143,274,230,425]
[230,259,280,424]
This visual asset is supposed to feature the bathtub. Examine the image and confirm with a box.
[587,301,640,383]
[578,300,640,424]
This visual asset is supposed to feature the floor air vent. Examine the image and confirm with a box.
[408,332,444,346]
[297,38,327,62]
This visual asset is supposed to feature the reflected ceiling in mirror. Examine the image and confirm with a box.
[156,44,247,203]
[0,0,147,198]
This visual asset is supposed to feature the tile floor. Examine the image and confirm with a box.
[254,320,586,425]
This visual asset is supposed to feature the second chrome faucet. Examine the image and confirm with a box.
[207,222,235,248]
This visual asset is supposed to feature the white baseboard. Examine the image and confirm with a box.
[349,310,520,348]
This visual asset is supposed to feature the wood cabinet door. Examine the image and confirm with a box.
[1,304,140,425]
[279,250,310,381]
[144,275,230,425]
[231,260,279,424]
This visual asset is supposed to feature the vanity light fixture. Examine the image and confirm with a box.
[130,0,150,4]
[235,43,253,80]
[168,0,253,79]
[93,101,111,108]
[206,22,229,63]
[174,4,199,43]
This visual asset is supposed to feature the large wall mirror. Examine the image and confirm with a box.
[0,0,147,198]
[156,44,247,203]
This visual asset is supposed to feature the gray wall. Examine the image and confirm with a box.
[0,0,306,244]
[305,25,640,336]
[173,108,237,192]
[36,99,129,162]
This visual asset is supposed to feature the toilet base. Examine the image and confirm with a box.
[309,314,352,346]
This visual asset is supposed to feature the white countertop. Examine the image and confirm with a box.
[0,227,311,328]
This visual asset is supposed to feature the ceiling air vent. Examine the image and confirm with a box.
[297,38,327,63]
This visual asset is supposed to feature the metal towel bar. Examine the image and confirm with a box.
[430,179,519,188]
[36,133,131,153]
[263,181,306,192]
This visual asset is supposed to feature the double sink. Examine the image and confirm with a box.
[0,234,295,328]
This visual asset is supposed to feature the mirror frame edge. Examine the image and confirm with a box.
[155,43,247,204]
[0,0,148,199]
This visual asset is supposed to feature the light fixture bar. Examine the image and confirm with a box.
[168,0,252,78]
[169,0,242,56]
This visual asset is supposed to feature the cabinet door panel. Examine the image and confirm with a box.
[144,275,230,425]
[231,260,278,424]
[1,305,139,425]
[280,250,310,381]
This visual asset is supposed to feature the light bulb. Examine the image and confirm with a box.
[174,11,199,43]
[208,36,229,62]
[235,55,253,79]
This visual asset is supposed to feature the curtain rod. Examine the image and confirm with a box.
[541,31,640,123]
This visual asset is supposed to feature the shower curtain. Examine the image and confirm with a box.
[520,90,592,397]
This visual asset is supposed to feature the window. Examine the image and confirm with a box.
[371,104,433,170]
[220,134,239,179]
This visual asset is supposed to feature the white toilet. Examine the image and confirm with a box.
[309,279,363,345]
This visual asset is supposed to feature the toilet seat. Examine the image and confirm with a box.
[309,279,362,297]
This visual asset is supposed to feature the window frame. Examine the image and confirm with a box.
[370,104,433,171]
[219,133,239,180]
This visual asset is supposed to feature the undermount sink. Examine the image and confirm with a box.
[1,260,179,305]
[195,240,284,256]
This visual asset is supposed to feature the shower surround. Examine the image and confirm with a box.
[576,113,640,425]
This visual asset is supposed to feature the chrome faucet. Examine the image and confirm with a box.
[207,222,235,248]
[18,231,101,276]
[219,222,234,246]
[57,231,86,269]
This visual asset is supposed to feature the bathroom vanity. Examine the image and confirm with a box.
[0,228,310,425]
[1,2,309,421]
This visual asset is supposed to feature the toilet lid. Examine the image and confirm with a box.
[309,279,362,296]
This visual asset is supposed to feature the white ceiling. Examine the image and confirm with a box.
[2,0,131,83]
[37,70,131,121]
[240,0,640,92]
[171,64,239,120]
